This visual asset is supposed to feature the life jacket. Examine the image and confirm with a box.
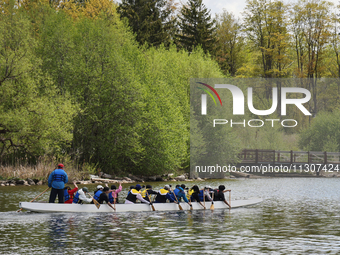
[53,170,65,182]
[141,189,147,198]
[126,189,140,203]
[93,190,103,201]
[198,190,204,201]
[64,189,70,201]
[73,191,81,204]
[214,189,224,201]
[108,192,119,203]
[187,189,194,200]
[155,188,169,203]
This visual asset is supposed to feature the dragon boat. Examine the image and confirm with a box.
[19,198,263,213]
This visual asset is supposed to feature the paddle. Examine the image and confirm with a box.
[88,193,100,209]
[145,190,155,211]
[171,188,183,211]
[203,188,206,209]
[17,187,50,212]
[210,192,214,211]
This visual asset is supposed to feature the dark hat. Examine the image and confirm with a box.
[58,163,64,168]
[146,184,152,189]
[135,184,142,190]
[219,185,225,191]
[111,185,117,190]
[82,187,88,193]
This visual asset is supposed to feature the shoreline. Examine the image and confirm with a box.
[1,170,339,187]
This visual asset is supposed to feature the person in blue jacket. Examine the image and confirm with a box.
[48,163,68,203]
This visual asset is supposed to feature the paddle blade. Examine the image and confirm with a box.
[151,204,156,211]
[93,199,100,209]
[178,203,183,211]
[210,202,214,211]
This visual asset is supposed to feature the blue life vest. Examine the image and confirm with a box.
[93,190,103,201]
[64,189,70,201]
[198,190,204,201]
[53,171,65,182]
[73,191,81,204]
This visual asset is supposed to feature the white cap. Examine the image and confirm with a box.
[97,185,104,189]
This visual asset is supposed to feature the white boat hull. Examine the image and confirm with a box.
[19,198,262,213]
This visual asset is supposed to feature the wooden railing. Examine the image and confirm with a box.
[238,149,340,164]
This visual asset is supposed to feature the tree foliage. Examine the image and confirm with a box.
[215,10,244,76]
[118,0,174,47]
[0,3,76,163]
[176,0,216,54]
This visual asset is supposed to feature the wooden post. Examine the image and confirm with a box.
[324,151,327,164]
[255,149,258,164]
[290,150,293,164]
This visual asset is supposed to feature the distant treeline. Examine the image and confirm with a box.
[1,0,340,176]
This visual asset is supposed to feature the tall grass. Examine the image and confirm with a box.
[0,157,94,182]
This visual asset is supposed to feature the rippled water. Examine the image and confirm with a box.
[1,178,340,254]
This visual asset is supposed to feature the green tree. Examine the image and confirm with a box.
[118,0,174,47]
[215,10,244,76]
[290,0,333,117]
[176,0,216,54]
[299,110,340,151]
[243,0,291,79]
[0,4,76,164]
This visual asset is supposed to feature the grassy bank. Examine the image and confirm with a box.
[0,159,92,183]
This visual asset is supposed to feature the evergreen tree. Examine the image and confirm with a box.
[176,0,216,54]
[118,0,174,47]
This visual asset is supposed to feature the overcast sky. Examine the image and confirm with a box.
[114,0,340,19]
[203,0,340,19]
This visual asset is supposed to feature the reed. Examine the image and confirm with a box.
[0,157,88,182]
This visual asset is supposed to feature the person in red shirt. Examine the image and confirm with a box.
[64,182,79,204]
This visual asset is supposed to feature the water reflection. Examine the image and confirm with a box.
[48,216,68,254]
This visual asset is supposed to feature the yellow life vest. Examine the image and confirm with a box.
[186,188,194,200]
[141,189,151,198]
[159,188,169,195]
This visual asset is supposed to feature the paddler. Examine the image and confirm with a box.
[125,184,151,204]
[141,184,158,202]
[213,185,231,208]
[154,185,176,203]
[73,187,93,204]
[64,182,78,204]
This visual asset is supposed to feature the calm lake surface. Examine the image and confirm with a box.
[1,178,340,254]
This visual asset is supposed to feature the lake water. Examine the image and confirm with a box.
[1,178,340,254]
